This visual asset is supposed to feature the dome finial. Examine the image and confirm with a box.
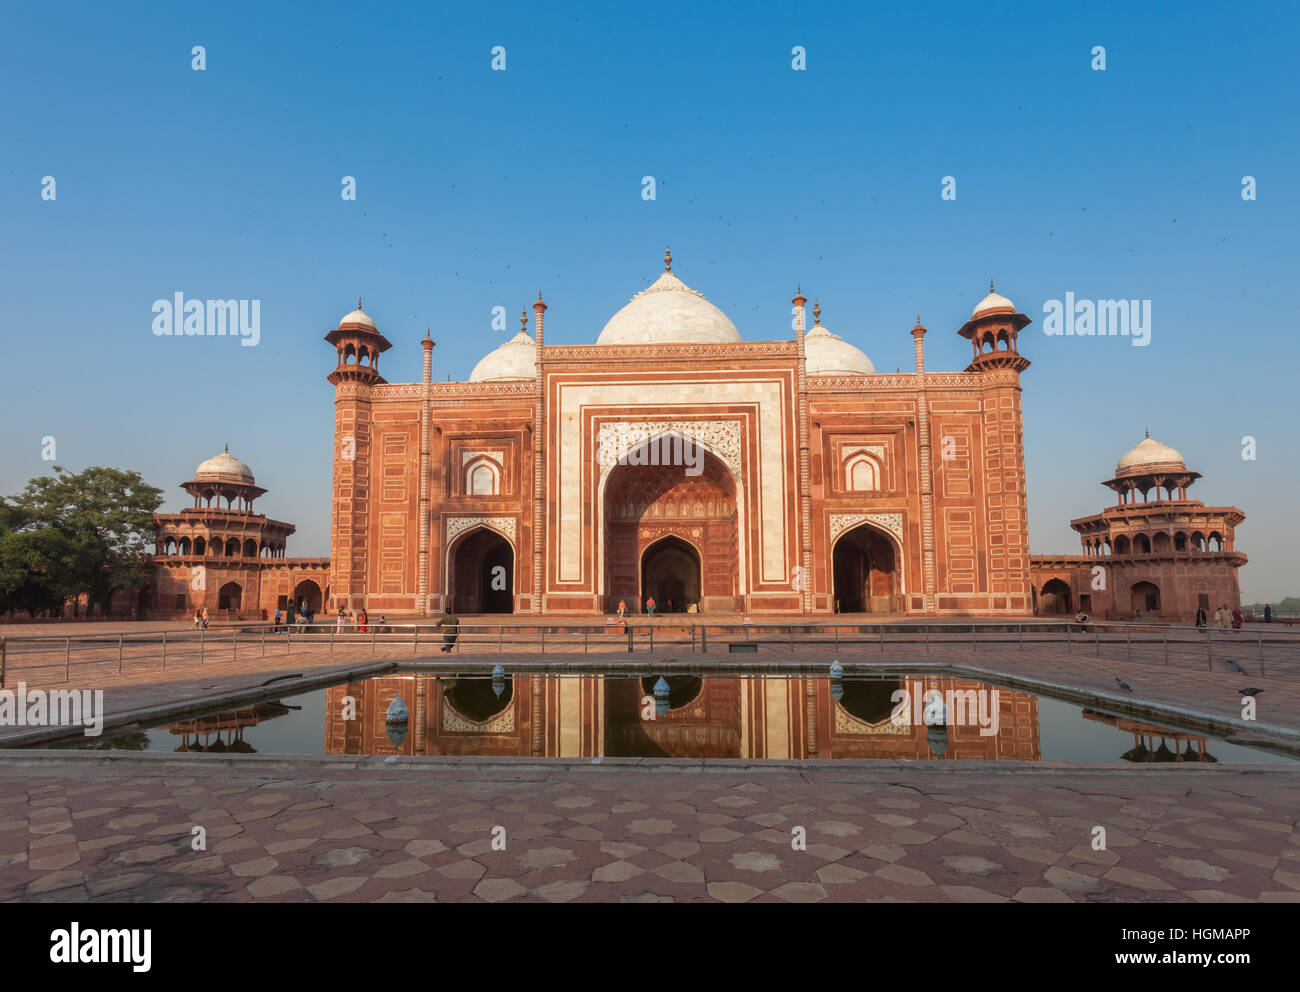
[812,300,821,325]
[357,296,363,312]
[664,247,672,272]
[1145,426,1150,439]
[224,441,229,453]
[520,308,528,333]
[990,279,995,293]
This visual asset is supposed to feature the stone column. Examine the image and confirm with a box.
[793,288,811,614]
[912,317,936,613]
[532,297,547,614]
[418,333,434,615]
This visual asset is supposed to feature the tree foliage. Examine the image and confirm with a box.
[0,466,163,616]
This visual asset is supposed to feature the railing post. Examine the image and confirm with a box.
[286,625,291,655]
[541,627,546,654]
[200,629,205,665]
[972,623,976,652]
[1206,629,1213,670]
[649,626,653,653]
[702,625,708,654]
[924,624,929,655]
[499,625,504,654]
[1067,622,1071,654]
[66,637,71,682]
[1257,631,1263,667]
[790,625,794,653]
[372,624,376,654]
[232,627,237,664]
[1126,626,1131,662]
[0,636,6,689]
[331,626,335,653]
[1094,626,1099,657]
[627,626,633,653]
[260,630,265,659]
[879,624,884,654]
[413,625,418,655]
[834,625,839,650]
[1163,626,1168,665]
[585,628,589,654]
[1018,624,1023,651]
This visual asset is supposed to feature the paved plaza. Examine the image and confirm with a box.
[1,619,1297,902]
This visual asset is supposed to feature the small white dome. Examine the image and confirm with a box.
[804,324,875,375]
[469,330,537,382]
[1116,436,1187,477]
[597,271,741,346]
[339,308,376,328]
[972,291,1016,318]
[194,450,255,484]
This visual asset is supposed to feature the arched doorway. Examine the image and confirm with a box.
[602,434,739,613]
[217,581,242,611]
[1038,578,1072,615]
[832,524,898,613]
[1131,580,1160,614]
[293,579,322,613]
[640,537,701,614]
[451,528,515,614]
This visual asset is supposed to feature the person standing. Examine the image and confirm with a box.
[1264,604,1272,624]
[1215,604,1229,630]
[337,608,345,632]
[286,600,296,626]
[201,606,210,629]
[1195,606,1207,628]
[1231,607,1243,631]
[192,607,202,629]
[274,605,282,630]
[436,610,459,653]
[646,596,656,618]
[359,608,368,634]
[617,599,627,619]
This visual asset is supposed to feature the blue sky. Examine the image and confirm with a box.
[2,1,1296,600]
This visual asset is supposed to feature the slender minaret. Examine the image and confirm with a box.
[912,314,936,613]
[532,293,547,614]
[418,329,435,614]
[793,285,812,614]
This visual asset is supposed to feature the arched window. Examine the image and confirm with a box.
[466,459,500,496]
[845,454,881,492]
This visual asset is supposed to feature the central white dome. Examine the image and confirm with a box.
[469,330,536,382]
[596,272,741,346]
[804,324,875,375]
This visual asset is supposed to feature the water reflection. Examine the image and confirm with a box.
[1081,710,1219,763]
[321,674,1044,761]
[167,701,297,753]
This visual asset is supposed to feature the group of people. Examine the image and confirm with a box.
[615,596,687,618]
[1196,604,1244,630]
[190,607,209,629]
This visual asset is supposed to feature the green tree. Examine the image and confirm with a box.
[0,466,163,616]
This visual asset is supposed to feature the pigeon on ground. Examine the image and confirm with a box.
[1224,659,1248,674]
[1115,678,1133,692]
[1238,688,1264,697]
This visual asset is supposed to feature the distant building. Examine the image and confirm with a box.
[1029,433,1246,620]
[145,447,329,619]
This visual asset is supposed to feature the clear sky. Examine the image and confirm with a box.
[2,1,1296,601]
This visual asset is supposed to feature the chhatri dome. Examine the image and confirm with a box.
[970,281,1017,319]
[1115,431,1188,478]
[803,300,875,375]
[193,445,256,485]
[469,314,537,382]
[595,249,742,347]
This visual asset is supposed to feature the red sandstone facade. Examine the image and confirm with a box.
[324,263,1037,617]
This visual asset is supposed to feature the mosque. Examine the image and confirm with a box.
[141,251,1245,622]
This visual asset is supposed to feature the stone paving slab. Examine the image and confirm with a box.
[1,757,1297,903]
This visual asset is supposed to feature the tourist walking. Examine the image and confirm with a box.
[1215,605,1229,630]
[192,607,202,629]
[337,608,345,631]
[1231,607,1243,631]
[274,606,282,630]
[200,606,209,629]
[359,608,368,634]
[436,610,459,653]
[646,596,656,618]
[1195,606,1207,628]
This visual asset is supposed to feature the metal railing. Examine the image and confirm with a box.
[1,619,1296,686]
